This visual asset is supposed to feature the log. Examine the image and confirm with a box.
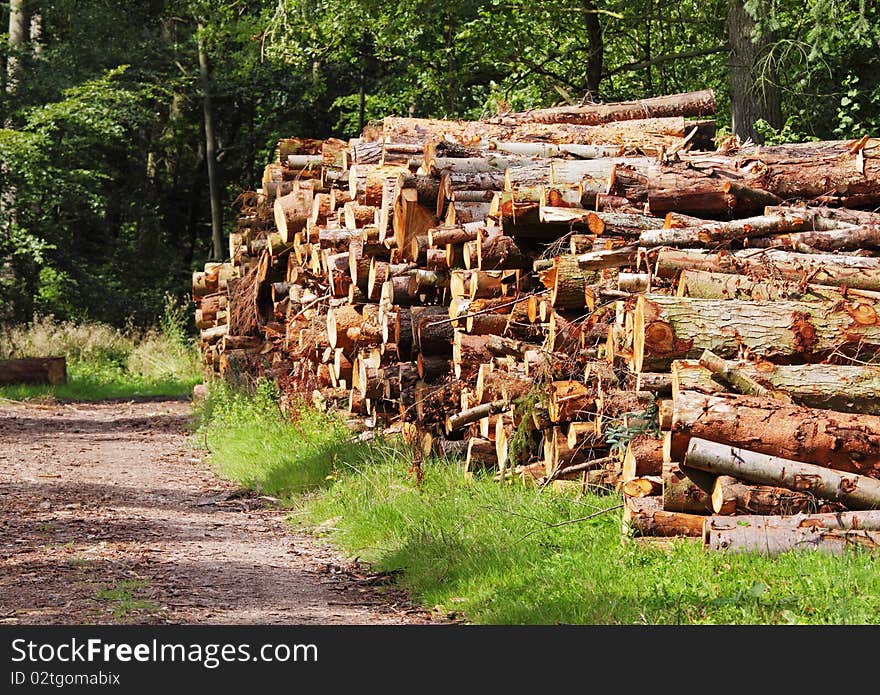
[621,435,664,480]
[698,349,792,403]
[381,115,705,150]
[621,477,663,498]
[675,268,880,303]
[708,361,880,415]
[632,294,880,372]
[685,437,880,511]
[541,255,598,309]
[671,389,880,477]
[662,462,712,514]
[711,475,833,516]
[703,516,880,555]
[623,141,880,216]
[0,357,67,385]
[654,248,880,292]
[747,223,880,253]
[466,437,498,473]
[509,89,716,126]
[623,496,705,538]
[452,333,492,379]
[446,400,507,433]
[548,380,596,423]
[586,211,665,238]
[638,210,830,247]
[273,187,312,242]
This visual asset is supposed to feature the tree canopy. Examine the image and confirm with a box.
[1,0,878,325]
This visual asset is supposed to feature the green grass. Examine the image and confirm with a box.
[197,384,880,625]
[94,580,159,620]
[196,380,353,498]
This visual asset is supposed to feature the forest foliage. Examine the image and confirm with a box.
[1,0,878,326]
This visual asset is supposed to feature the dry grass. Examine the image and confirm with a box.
[0,315,133,364]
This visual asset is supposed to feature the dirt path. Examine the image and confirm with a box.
[0,399,430,625]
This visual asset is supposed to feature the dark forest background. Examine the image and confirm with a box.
[2,0,878,326]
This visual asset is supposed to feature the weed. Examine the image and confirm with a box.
[94,579,158,620]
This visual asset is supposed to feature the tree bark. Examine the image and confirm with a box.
[727,0,782,143]
[512,89,715,126]
[704,517,880,555]
[632,293,880,372]
[198,22,224,260]
[684,437,880,510]
[672,390,880,477]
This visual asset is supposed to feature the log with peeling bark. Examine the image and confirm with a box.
[698,349,792,403]
[703,515,880,555]
[632,294,880,372]
[378,115,705,151]
[684,437,880,510]
[654,248,880,292]
[707,361,880,415]
[747,223,880,253]
[638,210,832,247]
[710,475,833,516]
[675,268,880,303]
[672,391,880,477]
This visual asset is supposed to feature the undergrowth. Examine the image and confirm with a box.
[0,295,201,401]
[197,382,880,625]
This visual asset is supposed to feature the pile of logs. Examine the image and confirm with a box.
[194,88,880,556]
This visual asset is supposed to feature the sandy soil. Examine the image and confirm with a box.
[0,399,432,625]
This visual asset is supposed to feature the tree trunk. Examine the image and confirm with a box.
[684,437,880,510]
[672,390,880,477]
[198,22,224,260]
[6,0,26,94]
[583,0,603,100]
[728,0,781,143]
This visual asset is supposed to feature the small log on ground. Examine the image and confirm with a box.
[0,357,67,386]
